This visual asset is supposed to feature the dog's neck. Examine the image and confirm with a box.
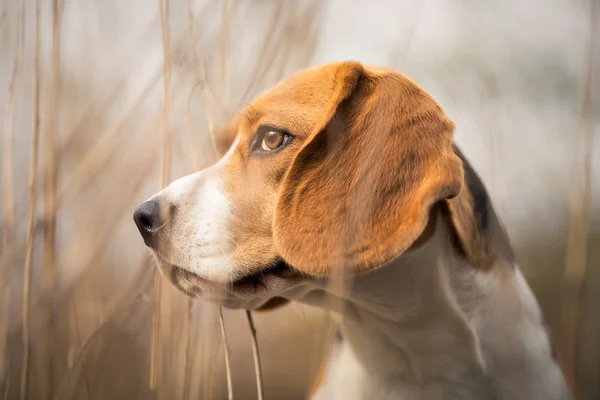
[300,210,568,399]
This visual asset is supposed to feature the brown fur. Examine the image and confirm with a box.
[214,61,499,280]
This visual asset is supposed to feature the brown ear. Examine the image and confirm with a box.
[273,63,465,276]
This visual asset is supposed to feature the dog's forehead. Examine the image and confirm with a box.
[260,63,343,104]
[238,63,347,138]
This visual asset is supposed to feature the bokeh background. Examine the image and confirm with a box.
[0,0,598,399]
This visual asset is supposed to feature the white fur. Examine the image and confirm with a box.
[152,137,240,283]
[307,220,570,400]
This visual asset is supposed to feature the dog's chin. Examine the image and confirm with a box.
[160,259,296,310]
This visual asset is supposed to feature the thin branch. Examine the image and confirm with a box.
[185,82,202,171]
[7,0,31,399]
[560,0,598,397]
[149,270,162,390]
[218,308,233,400]
[245,311,264,400]
[182,84,199,400]
[187,3,235,399]
[69,302,90,400]
[159,0,171,189]
[182,297,193,400]
[151,0,172,391]
[1,0,23,277]
[39,1,62,397]
[238,2,284,105]
[219,0,233,105]
[3,376,8,400]
[1,0,26,273]
[187,0,217,155]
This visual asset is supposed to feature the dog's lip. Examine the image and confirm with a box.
[167,259,295,298]
[230,260,291,289]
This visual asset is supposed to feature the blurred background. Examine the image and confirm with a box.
[0,0,598,399]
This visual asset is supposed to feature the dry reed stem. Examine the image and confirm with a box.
[182,84,199,400]
[185,83,202,171]
[19,0,39,399]
[219,0,233,105]
[218,308,233,400]
[187,2,235,399]
[187,0,217,155]
[150,0,172,392]
[1,0,23,277]
[38,2,62,397]
[150,270,162,391]
[238,2,284,105]
[3,0,24,395]
[69,302,90,400]
[182,297,193,400]
[245,311,264,400]
[560,1,598,397]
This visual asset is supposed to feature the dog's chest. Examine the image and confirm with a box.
[311,335,493,400]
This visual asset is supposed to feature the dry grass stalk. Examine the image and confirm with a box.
[181,297,193,400]
[185,83,202,171]
[187,3,235,399]
[560,1,598,397]
[187,0,217,154]
[245,311,264,400]
[19,0,39,399]
[150,0,172,392]
[238,2,284,105]
[218,308,233,400]
[182,84,200,400]
[1,0,23,276]
[3,0,24,394]
[219,0,233,105]
[38,2,62,397]
[149,272,162,391]
[69,302,90,400]
[34,0,60,398]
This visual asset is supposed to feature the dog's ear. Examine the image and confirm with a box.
[443,145,513,269]
[273,62,465,276]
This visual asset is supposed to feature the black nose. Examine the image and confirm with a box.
[133,199,162,247]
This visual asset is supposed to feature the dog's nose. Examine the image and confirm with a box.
[133,199,162,247]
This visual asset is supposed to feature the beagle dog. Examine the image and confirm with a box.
[133,62,570,399]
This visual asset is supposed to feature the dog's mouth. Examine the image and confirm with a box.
[231,260,290,289]
[166,259,296,303]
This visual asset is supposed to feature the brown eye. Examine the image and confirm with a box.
[250,125,293,156]
[261,130,285,151]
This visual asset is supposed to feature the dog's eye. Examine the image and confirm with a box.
[250,125,292,155]
[262,130,286,151]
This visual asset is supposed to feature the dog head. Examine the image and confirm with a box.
[133,61,488,310]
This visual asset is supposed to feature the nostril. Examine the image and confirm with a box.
[133,199,163,247]
[139,214,153,231]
